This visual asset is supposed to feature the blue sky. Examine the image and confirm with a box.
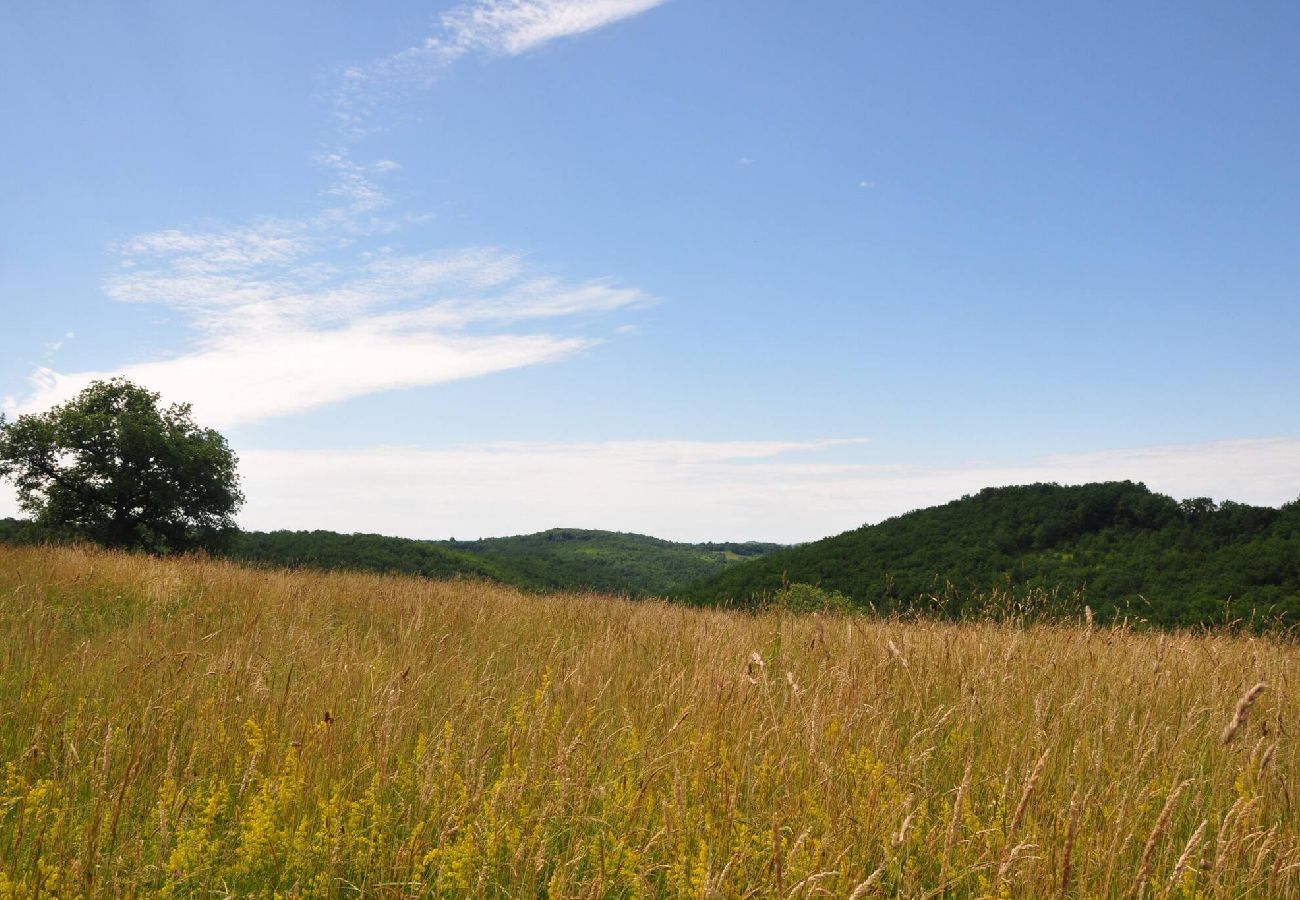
[2,0,1298,542]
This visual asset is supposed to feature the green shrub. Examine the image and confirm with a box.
[770,582,854,614]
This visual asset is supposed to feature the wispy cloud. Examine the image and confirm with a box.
[44,332,75,355]
[8,1,663,427]
[335,0,670,135]
[15,239,646,427]
[443,0,670,56]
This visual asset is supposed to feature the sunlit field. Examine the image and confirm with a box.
[2,544,1297,897]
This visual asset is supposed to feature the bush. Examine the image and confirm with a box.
[769,582,855,614]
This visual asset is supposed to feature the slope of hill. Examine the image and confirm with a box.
[227,529,512,583]
[676,481,1300,627]
[228,527,780,596]
[443,528,779,594]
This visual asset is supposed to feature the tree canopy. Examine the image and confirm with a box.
[675,482,1300,628]
[0,378,243,552]
[228,527,782,596]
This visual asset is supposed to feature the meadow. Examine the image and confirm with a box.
[1,544,1297,897]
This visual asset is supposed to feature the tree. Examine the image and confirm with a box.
[0,378,243,552]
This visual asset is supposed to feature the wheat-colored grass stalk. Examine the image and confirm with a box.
[1259,739,1279,776]
[1132,778,1192,898]
[1059,786,1082,898]
[892,805,917,849]
[1166,819,1207,896]
[997,841,1038,885]
[1008,748,1051,842]
[1222,682,1267,744]
[995,748,1050,890]
[847,862,885,900]
[944,760,973,872]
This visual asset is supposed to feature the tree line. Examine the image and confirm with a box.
[4,380,1297,627]
[674,481,1300,628]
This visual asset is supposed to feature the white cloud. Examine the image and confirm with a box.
[15,240,645,427]
[335,0,670,135]
[115,221,316,274]
[229,436,1300,543]
[44,332,75,354]
[4,435,1297,541]
[17,333,592,429]
[442,0,671,56]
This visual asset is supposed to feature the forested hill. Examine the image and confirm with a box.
[226,527,780,596]
[227,530,511,584]
[0,517,780,595]
[674,482,1300,627]
[9,481,1300,626]
[437,529,781,594]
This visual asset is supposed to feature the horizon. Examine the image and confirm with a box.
[4,1,1298,543]
[1,472,1292,547]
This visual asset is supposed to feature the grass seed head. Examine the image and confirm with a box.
[1222,682,1267,744]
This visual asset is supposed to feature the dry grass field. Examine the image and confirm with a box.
[1,544,1298,897]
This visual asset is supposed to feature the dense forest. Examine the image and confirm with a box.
[676,481,1300,627]
[427,529,781,594]
[219,527,779,596]
[227,529,513,583]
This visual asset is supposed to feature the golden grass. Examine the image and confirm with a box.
[1,543,1298,897]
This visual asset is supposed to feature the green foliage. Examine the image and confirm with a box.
[227,527,781,596]
[0,379,243,553]
[447,528,782,595]
[677,481,1300,628]
[768,582,854,614]
[0,517,45,545]
[229,530,509,582]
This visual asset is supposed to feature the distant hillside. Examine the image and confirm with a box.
[675,482,1300,627]
[228,530,512,583]
[228,527,781,596]
[442,528,781,595]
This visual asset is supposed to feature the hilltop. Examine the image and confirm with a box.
[676,481,1300,626]
[228,526,780,596]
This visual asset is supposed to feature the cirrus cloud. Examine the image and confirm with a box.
[335,0,671,135]
[11,239,647,428]
[7,0,666,428]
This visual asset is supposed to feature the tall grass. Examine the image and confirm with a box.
[1,544,1297,897]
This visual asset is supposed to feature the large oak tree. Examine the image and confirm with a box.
[0,379,243,552]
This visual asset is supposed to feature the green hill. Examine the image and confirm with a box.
[0,517,781,595]
[674,482,1300,627]
[226,529,512,583]
[441,528,780,594]
[13,480,1300,627]
[226,527,780,596]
